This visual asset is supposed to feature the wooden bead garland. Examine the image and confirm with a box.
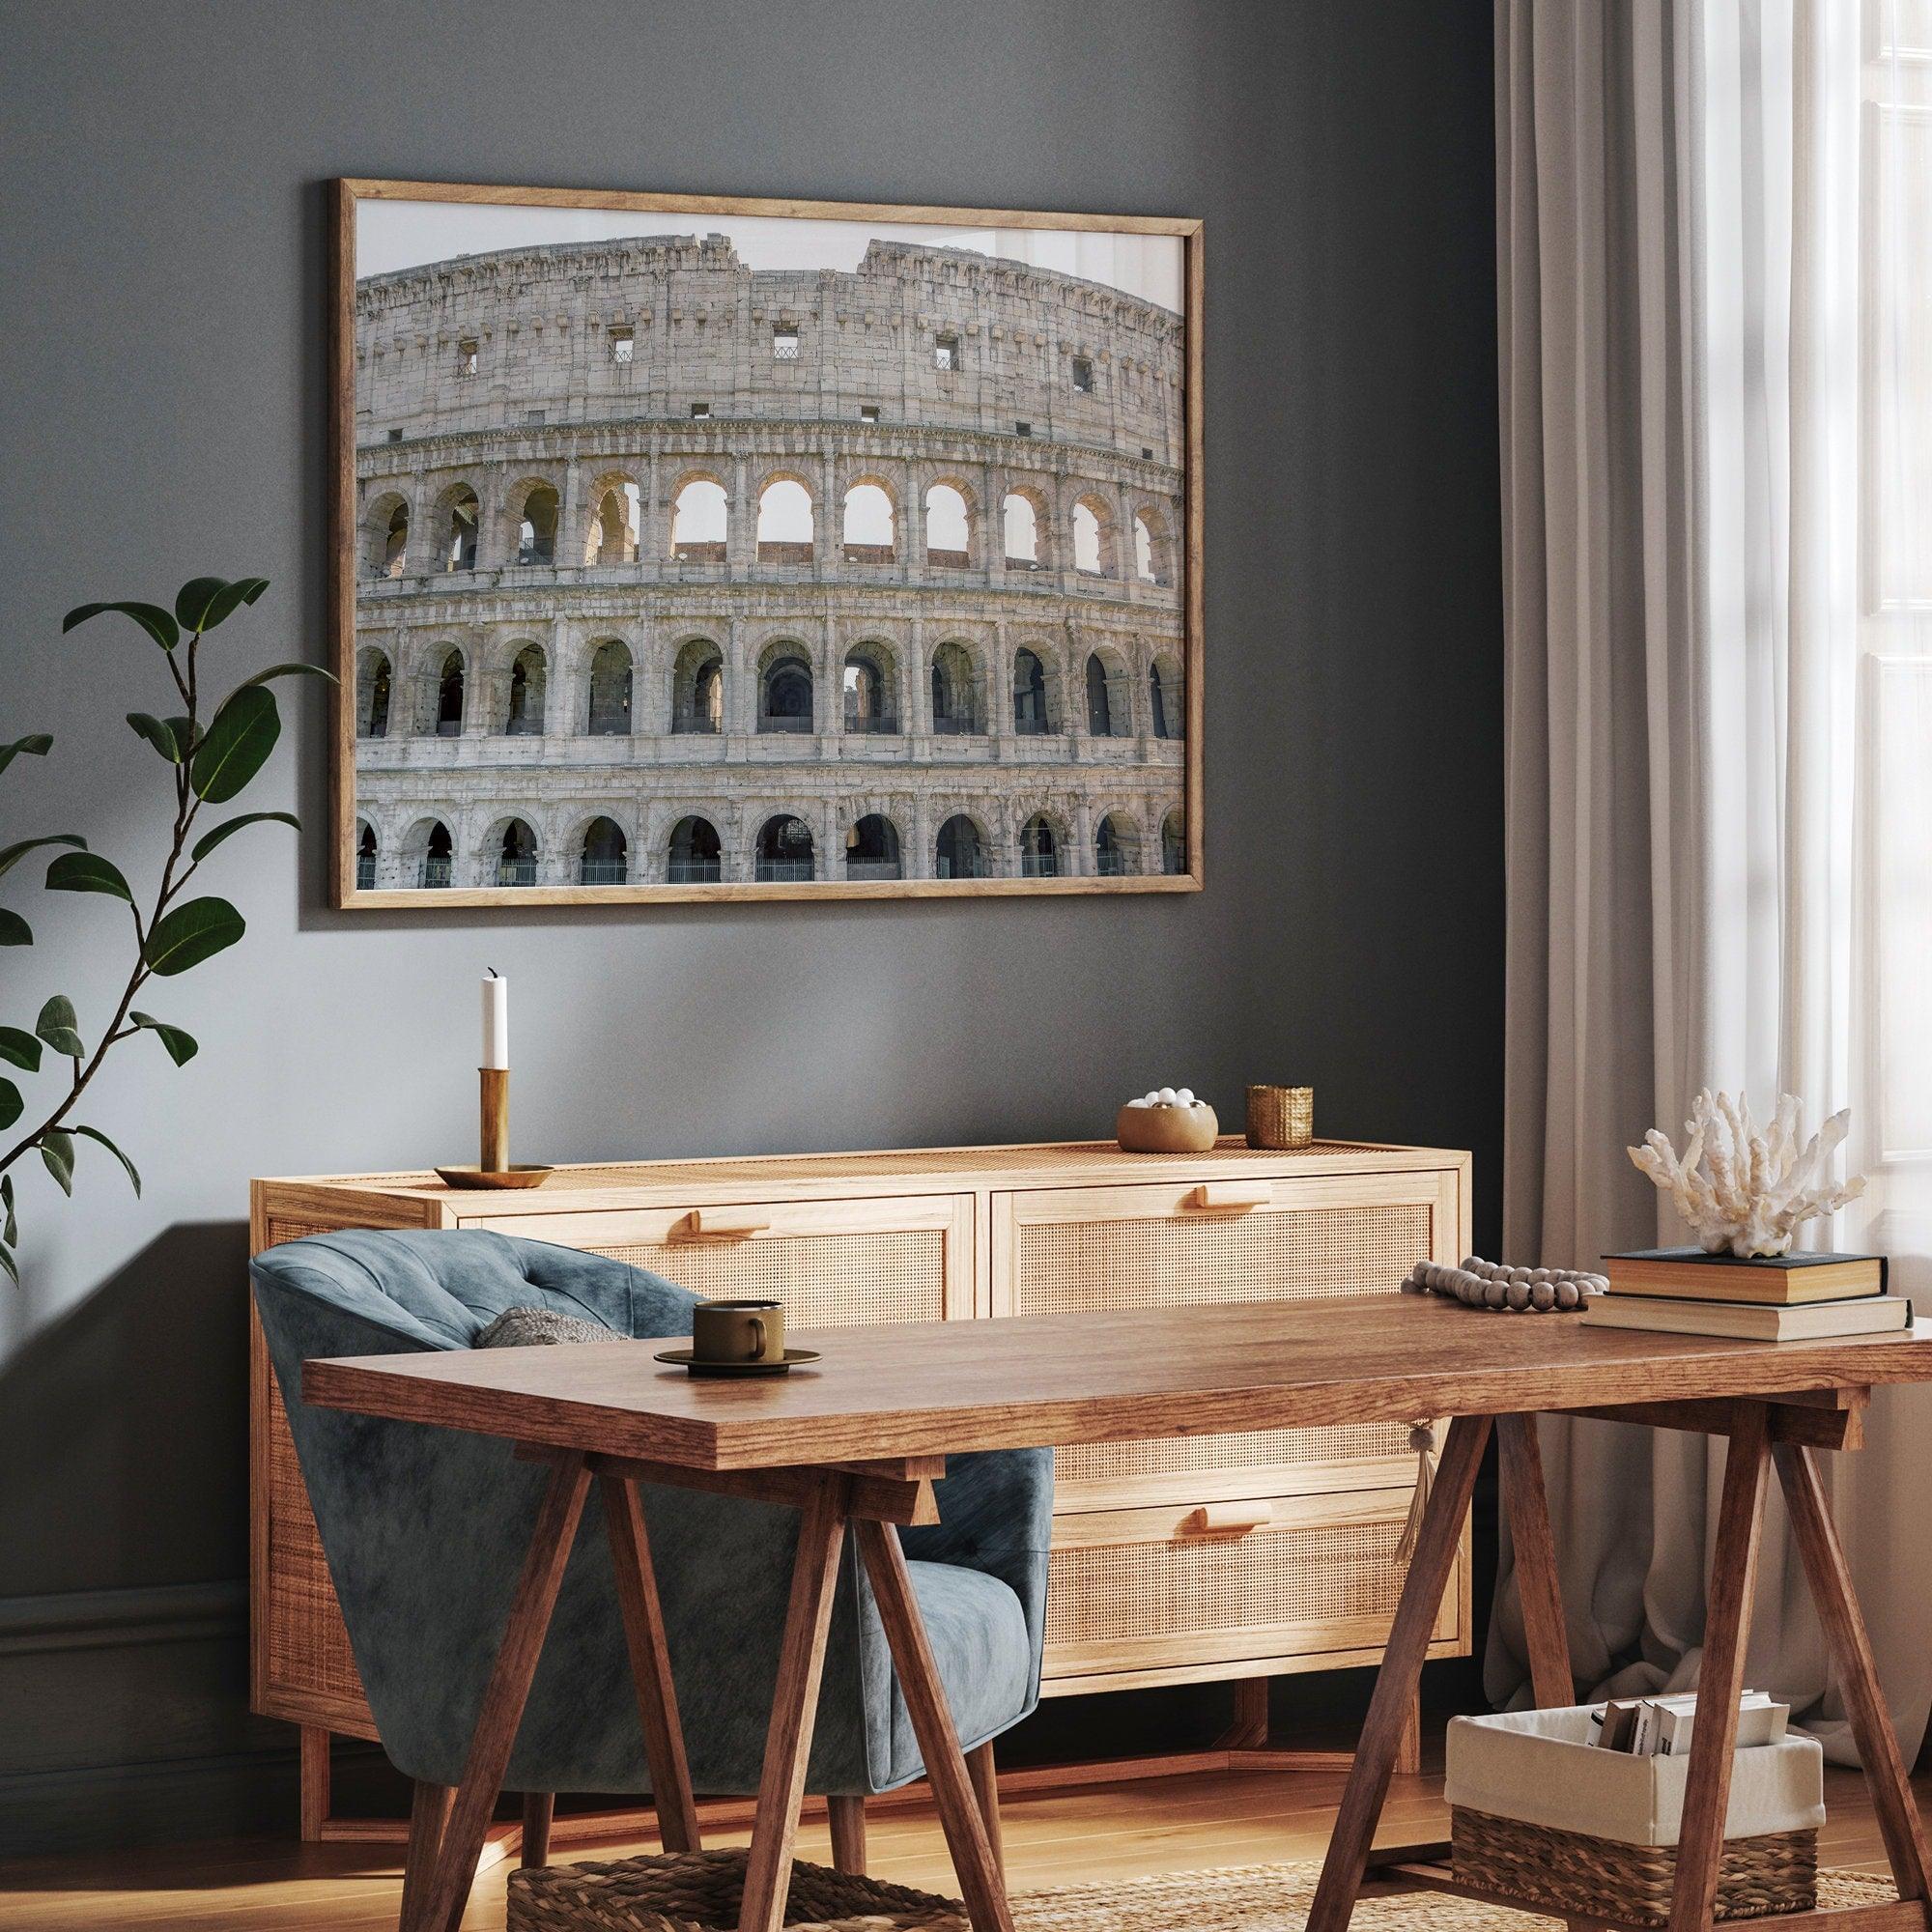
[1401,1254,1608,1313]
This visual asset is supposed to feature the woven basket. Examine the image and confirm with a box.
[506,1850,967,1932]
[1246,1085,1313,1150]
[1452,1806,1818,1925]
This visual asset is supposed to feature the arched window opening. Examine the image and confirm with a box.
[1134,509,1169,585]
[1019,814,1059,879]
[670,478,727,562]
[668,814,722,884]
[1085,653,1115,736]
[587,641,633,735]
[845,812,902,881]
[1095,813,1140,877]
[756,479,814,565]
[1149,656,1182,740]
[841,484,895,563]
[924,484,971,567]
[755,813,814,883]
[355,822,378,892]
[580,816,628,886]
[1072,501,1104,575]
[672,640,724,734]
[759,649,814,733]
[930,641,982,735]
[368,499,409,579]
[842,646,897,734]
[1003,492,1041,568]
[356,649,392,739]
[504,645,547,735]
[516,486,558,566]
[935,814,987,880]
[421,821,453,890]
[443,489,480,572]
[1012,649,1050,735]
[496,819,538,888]
[436,651,465,736]
[586,484,641,566]
[1162,810,1186,876]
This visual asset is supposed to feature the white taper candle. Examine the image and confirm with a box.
[482,972,509,1069]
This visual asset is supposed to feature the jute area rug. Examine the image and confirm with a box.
[1007,1862,1897,1929]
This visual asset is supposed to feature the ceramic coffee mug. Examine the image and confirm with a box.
[692,1297,785,1365]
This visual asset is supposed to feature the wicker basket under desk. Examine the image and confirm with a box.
[507,1850,966,1932]
[1445,1707,1825,1926]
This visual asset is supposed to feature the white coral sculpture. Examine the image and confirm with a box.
[1628,1091,1865,1258]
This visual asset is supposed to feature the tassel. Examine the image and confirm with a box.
[1395,1419,1440,1563]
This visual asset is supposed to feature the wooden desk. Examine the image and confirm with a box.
[305,1293,1932,1932]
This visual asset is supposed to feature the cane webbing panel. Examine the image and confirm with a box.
[1044,1517,1407,1651]
[588,1229,946,1328]
[1018,1203,1430,1481]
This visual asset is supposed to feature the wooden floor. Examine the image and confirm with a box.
[0,1763,1921,1930]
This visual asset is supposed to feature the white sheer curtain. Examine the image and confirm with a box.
[1492,0,1932,1769]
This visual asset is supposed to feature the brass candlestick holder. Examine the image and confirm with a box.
[434,1067,554,1190]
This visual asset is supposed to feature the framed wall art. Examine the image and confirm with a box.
[331,178,1202,905]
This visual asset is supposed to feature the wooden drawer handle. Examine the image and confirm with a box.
[1189,1180,1273,1211]
[1183,1500,1275,1536]
[679,1207,774,1239]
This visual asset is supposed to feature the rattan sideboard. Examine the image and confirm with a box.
[251,1136,1472,1840]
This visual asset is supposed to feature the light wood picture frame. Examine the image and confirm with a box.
[331,178,1203,907]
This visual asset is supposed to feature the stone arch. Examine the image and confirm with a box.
[431,644,467,736]
[666,811,724,884]
[922,475,976,568]
[355,644,393,739]
[362,492,410,579]
[1009,639,1065,736]
[501,641,548,734]
[1070,491,1117,576]
[582,470,642,566]
[577,813,630,886]
[928,638,986,735]
[841,638,901,734]
[669,636,724,733]
[754,471,815,563]
[668,470,728,561]
[1133,502,1174,585]
[432,480,482,572]
[1084,644,1133,737]
[585,638,633,734]
[1161,807,1186,875]
[1094,807,1146,877]
[934,810,991,880]
[1016,807,1071,879]
[757,636,815,733]
[1002,484,1050,569]
[842,809,903,881]
[754,811,815,882]
[402,815,455,889]
[504,476,561,566]
[839,476,897,562]
[1148,650,1183,740]
[478,813,540,887]
[354,817,379,891]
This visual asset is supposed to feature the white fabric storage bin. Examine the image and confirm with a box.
[1445,1705,1825,1848]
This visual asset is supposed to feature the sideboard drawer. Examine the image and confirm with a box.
[1039,1487,1463,1693]
[995,1171,1463,1509]
[475,1192,977,1327]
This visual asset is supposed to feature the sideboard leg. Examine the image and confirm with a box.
[1665,1403,1772,1932]
[1498,1413,1576,1708]
[827,1795,867,1874]
[1394,1691,1422,1776]
[1775,1440,1932,1911]
[1306,1411,1492,1932]
[298,1725,331,1842]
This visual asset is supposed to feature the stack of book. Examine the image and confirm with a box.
[1589,1690,1789,1756]
[1581,1248,1910,1340]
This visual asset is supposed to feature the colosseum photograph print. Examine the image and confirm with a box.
[332,180,1202,905]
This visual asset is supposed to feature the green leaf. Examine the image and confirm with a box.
[142,896,244,976]
[36,995,83,1059]
[190,687,280,803]
[165,716,198,757]
[0,833,86,881]
[129,1011,198,1065]
[0,1027,42,1071]
[40,1130,74,1195]
[191,810,299,862]
[0,1243,16,1288]
[174,578,232,630]
[0,1077,19,1130]
[72,1125,140,1197]
[63,600,181,650]
[195,577,270,631]
[0,908,30,947]
[0,733,52,779]
[44,850,132,902]
[127,713,183,761]
[241,661,336,690]
[2,1174,15,1247]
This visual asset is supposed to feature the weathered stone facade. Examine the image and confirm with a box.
[353,235,1187,890]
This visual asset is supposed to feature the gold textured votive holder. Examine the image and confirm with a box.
[1246,1084,1314,1150]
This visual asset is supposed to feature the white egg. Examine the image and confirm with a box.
[1144,1091,1160,1105]
[1176,1088,1195,1104]
[1124,1096,1150,1108]
[1156,1087,1178,1104]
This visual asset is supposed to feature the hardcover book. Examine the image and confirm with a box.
[1603,1247,1886,1305]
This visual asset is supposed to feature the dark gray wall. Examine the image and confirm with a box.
[0,0,1502,1853]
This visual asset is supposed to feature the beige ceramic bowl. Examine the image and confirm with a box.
[1116,1101,1220,1153]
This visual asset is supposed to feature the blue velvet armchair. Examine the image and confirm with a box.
[251,1228,1053,1847]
